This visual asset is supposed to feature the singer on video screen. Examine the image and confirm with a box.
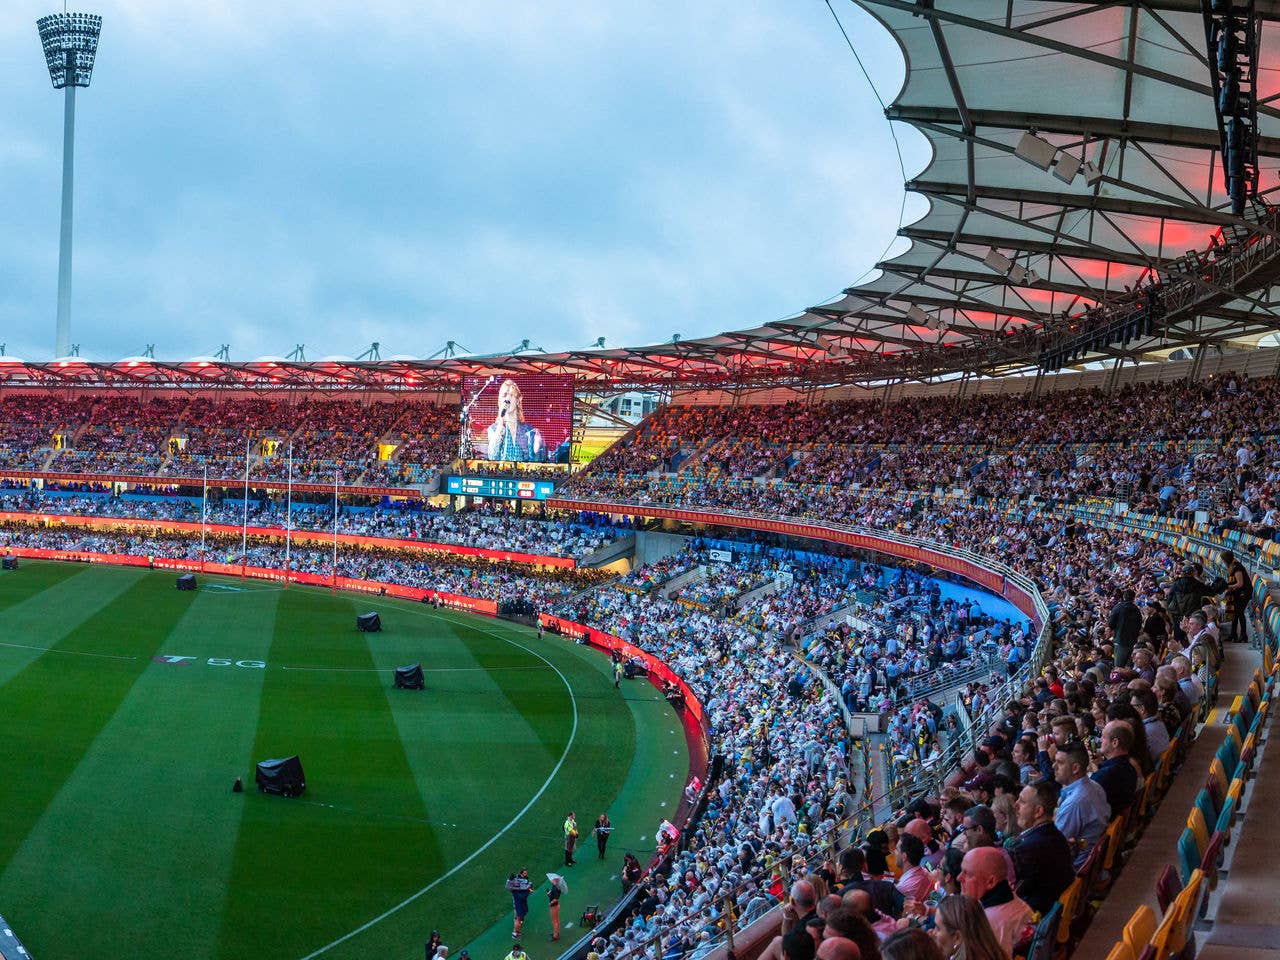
[485,379,547,462]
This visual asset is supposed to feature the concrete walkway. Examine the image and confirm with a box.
[1073,645,1260,958]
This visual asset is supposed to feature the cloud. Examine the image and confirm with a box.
[0,0,922,360]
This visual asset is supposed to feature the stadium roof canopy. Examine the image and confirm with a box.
[5,0,1280,394]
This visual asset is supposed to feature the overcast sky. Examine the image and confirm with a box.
[0,1,929,362]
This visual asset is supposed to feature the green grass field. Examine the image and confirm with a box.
[0,561,688,960]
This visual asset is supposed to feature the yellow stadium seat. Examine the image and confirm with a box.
[1123,903,1157,959]
[1106,941,1136,960]
[1102,816,1126,872]
[1187,807,1209,857]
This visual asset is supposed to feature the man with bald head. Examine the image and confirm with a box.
[787,879,818,928]
[1091,720,1138,814]
[841,889,898,940]
[959,846,1032,957]
[763,880,821,960]
[816,937,862,960]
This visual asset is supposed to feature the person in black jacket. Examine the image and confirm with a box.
[1165,565,1224,645]
[1107,589,1143,669]
[836,846,903,919]
[1091,721,1138,815]
[1008,782,1075,915]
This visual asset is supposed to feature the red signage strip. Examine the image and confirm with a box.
[0,468,417,499]
[547,498,1041,625]
[0,511,576,568]
[538,613,707,729]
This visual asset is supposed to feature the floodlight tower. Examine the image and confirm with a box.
[36,12,102,359]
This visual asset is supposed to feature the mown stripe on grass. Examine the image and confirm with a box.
[0,558,93,612]
[214,587,447,960]
[0,570,203,877]
[313,612,636,960]
[457,621,575,759]
[0,575,283,960]
[0,562,150,687]
[460,660,688,960]
[359,607,571,866]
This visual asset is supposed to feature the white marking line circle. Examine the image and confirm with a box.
[298,604,580,960]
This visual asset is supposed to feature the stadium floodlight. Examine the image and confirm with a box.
[36,12,102,359]
[906,305,930,326]
[1014,131,1056,171]
[1052,152,1081,184]
[983,248,1013,273]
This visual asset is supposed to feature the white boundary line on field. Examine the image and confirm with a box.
[0,640,137,661]
[297,607,579,960]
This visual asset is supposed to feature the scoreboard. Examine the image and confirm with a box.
[445,476,556,501]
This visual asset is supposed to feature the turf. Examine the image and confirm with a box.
[0,562,689,960]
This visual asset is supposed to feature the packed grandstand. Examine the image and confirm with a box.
[1,365,1278,960]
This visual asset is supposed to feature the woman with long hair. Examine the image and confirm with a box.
[881,927,944,960]
[931,895,1008,960]
[990,793,1020,843]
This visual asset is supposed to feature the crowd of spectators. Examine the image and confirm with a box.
[0,375,1270,960]
[0,524,607,604]
[572,375,1280,528]
[0,488,628,561]
[0,393,467,488]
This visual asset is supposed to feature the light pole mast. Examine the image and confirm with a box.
[36,12,102,359]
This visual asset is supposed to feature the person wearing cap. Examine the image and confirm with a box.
[504,943,528,960]
[960,772,995,806]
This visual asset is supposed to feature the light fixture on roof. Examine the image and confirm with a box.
[1009,264,1029,285]
[1014,131,1056,170]
[906,304,930,326]
[1052,152,1080,184]
[984,248,1012,273]
[1081,160,1103,186]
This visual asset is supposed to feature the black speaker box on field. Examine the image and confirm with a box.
[1,557,17,570]
[357,612,382,632]
[176,573,196,591]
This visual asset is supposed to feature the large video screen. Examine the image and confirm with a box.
[461,374,574,463]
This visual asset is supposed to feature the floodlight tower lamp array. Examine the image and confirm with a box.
[35,11,102,361]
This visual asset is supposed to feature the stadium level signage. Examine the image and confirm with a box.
[152,655,266,668]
